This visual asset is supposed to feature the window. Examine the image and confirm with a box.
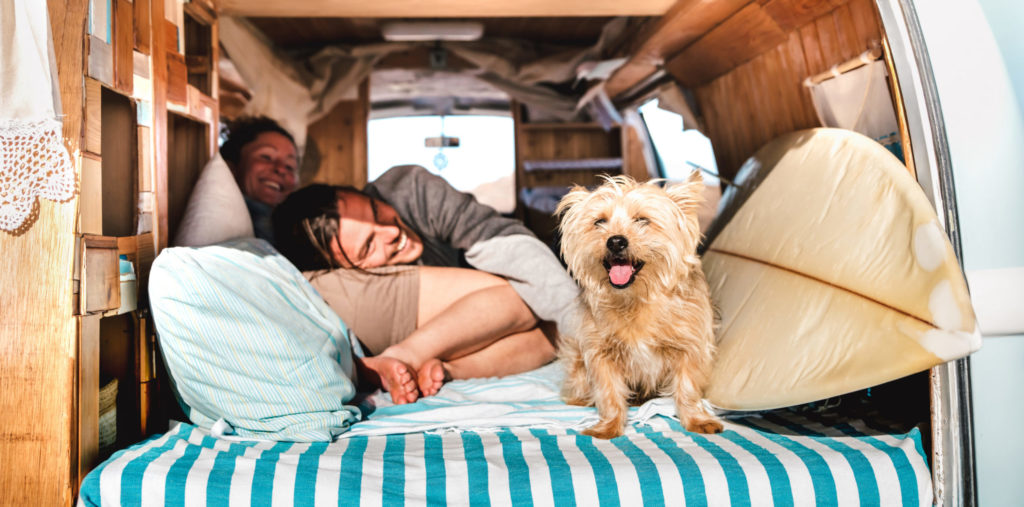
[368,115,515,213]
[638,99,719,185]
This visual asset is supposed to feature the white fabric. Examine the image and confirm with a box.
[171,153,254,247]
[807,60,902,152]
[0,1,75,233]
[218,16,629,140]
[344,362,676,437]
[218,17,401,150]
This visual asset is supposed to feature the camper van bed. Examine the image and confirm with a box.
[79,366,931,506]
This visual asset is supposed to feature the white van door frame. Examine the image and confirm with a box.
[875,1,978,505]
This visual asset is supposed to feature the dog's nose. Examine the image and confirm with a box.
[606,235,629,253]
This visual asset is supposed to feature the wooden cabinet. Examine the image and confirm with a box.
[0,1,218,504]
[512,102,652,246]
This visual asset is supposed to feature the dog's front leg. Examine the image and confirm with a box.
[582,353,629,439]
[672,367,723,434]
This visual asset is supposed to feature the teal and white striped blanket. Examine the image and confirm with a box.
[79,364,931,505]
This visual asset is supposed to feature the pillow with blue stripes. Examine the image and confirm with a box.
[149,238,360,441]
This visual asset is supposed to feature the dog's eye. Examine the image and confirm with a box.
[634,217,650,225]
[594,218,607,227]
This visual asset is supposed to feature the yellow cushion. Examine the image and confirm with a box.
[703,128,979,410]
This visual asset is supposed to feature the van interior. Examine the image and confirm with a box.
[4,0,979,504]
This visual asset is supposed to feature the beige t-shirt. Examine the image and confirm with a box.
[305,266,419,356]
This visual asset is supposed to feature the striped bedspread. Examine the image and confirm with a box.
[79,410,930,506]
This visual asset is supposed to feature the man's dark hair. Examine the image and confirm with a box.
[272,183,364,272]
[219,116,296,167]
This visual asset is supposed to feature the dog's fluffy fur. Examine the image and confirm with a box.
[556,173,722,439]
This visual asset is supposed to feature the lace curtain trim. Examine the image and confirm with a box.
[0,118,76,233]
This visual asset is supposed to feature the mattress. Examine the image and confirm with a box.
[80,364,931,507]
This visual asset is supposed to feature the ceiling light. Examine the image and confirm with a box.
[381,21,484,42]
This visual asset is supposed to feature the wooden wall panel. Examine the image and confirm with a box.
[153,0,171,251]
[134,0,152,54]
[693,0,882,180]
[665,3,788,88]
[84,78,103,156]
[113,0,134,93]
[0,1,86,504]
[304,79,370,189]
[604,0,748,99]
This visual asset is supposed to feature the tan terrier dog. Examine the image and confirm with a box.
[556,173,722,439]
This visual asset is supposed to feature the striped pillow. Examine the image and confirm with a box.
[149,238,360,441]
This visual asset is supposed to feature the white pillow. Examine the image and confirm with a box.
[172,153,254,246]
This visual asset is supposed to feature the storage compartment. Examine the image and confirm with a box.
[98,314,140,456]
[166,112,210,243]
[184,10,213,95]
[100,88,138,237]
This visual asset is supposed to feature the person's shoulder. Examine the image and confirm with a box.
[373,165,452,194]
[378,164,430,182]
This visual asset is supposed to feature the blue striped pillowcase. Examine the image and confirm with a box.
[148,238,360,441]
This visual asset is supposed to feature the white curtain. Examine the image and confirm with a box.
[806,60,903,160]
[0,1,76,234]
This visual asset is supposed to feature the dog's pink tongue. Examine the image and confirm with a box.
[609,263,634,285]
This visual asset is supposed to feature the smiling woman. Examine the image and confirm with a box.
[219,116,299,241]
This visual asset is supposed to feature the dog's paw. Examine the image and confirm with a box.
[685,417,724,434]
[563,395,589,407]
[582,421,623,439]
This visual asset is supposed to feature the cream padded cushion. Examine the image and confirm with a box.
[172,153,254,247]
[703,128,979,410]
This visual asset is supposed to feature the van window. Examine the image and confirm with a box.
[368,115,516,213]
[638,99,719,184]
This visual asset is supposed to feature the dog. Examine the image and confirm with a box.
[555,172,722,439]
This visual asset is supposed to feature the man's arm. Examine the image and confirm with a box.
[368,165,581,336]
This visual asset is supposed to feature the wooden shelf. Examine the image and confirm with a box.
[521,121,613,131]
[523,157,623,172]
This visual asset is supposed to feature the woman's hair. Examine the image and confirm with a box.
[219,116,296,167]
[272,183,365,272]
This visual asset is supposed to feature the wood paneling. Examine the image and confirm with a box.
[0,1,86,501]
[304,79,370,188]
[134,0,152,54]
[153,0,171,251]
[113,0,135,93]
[166,53,187,105]
[84,78,103,156]
[87,35,114,86]
[665,3,788,87]
[693,0,882,180]
[762,0,845,32]
[605,0,748,99]
[81,154,104,235]
[78,315,100,489]
[218,0,675,17]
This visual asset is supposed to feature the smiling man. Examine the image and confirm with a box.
[272,165,581,403]
[220,117,299,243]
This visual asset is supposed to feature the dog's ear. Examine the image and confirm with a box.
[555,185,590,218]
[664,170,705,216]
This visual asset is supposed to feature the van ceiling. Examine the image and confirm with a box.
[216,0,675,18]
[244,16,655,117]
[247,17,632,49]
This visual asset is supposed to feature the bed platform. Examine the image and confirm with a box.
[79,412,929,506]
[79,367,930,506]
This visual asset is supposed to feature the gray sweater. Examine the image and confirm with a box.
[365,165,580,336]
